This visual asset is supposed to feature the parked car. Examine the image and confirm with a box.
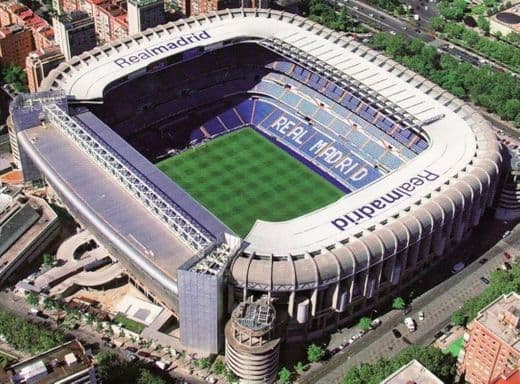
[452,262,465,274]
[126,353,138,362]
[418,311,425,321]
[392,328,402,338]
[370,318,382,328]
[404,317,416,332]
[478,258,488,265]
[502,230,511,239]
[480,277,490,285]
[434,331,444,339]
[125,346,138,353]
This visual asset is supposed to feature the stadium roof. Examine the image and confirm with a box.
[40,9,499,257]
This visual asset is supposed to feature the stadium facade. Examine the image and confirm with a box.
[9,8,502,382]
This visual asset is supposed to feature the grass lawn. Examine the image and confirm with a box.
[444,337,463,358]
[113,313,145,334]
[156,128,344,237]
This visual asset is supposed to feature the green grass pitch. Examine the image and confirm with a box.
[156,128,344,237]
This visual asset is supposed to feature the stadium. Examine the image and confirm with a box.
[9,8,502,383]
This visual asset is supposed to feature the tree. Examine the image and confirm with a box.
[430,16,446,32]
[2,65,28,92]
[43,297,54,311]
[477,15,490,34]
[278,367,292,384]
[42,253,55,267]
[392,296,406,310]
[451,310,466,326]
[137,369,165,384]
[211,358,226,375]
[343,345,457,383]
[26,292,39,307]
[358,316,372,331]
[307,343,326,363]
[294,361,308,374]
[95,350,139,384]
[194,357,212,370]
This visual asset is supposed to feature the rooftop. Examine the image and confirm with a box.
[492,369,520,384]
[4,340,95,384]
[380,359,444,384]
[474,292,520,352]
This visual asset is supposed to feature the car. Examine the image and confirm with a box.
[404,317,416,332]
[443,324,453,333]
[104,342,116,348]
[502,230,511,238]
[478,258,488,265]
[434,331,444,339]
[452,262,465,274]
[126,353,138,362]
[125,346,138,353]
[392,328,402,338]
[348,336,355,343]
[370,318,382,328]
[137,351,150,358]
[480,277,490,285]
[418,311,425,321]
[504,252,511,260]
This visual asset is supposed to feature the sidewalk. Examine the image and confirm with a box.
[301,225,519,384]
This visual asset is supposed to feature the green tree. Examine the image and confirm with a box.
[137,369,165,384]
[477,15,490,33]
[307,343,326,363]
[211,358,226,375]
[343,345,457,383]
[451,309,466,326]
[95,350,140,384]
[358,316,372,331]
[26,292,39,307]
[42,253,55,267]
[194,357,212,370]
[392,296,406,310]
[430,16,446,32]
[294,361,308,374]
[42,297,54,311]
[2,65,28,92]
[278,367,292,384]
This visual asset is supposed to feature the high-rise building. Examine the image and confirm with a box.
[127,0,165,35]
[54,12,96,61]
[0,24,34,67]
[25,47,64,92]
[458,292,520,384]
[381,359,444,384]
[188,0,235,17]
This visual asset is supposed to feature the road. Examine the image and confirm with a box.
[300,221,519,384]
[333,0,511,72]
[0,291,205,384]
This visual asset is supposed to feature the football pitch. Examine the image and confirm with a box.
[156,128,343,237]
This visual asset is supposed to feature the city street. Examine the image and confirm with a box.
[300,222,520,384]
[0,291,206,384]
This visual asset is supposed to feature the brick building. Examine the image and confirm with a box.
[0,0,54,50]
[458,292,520,384]
[0,24,34,67]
